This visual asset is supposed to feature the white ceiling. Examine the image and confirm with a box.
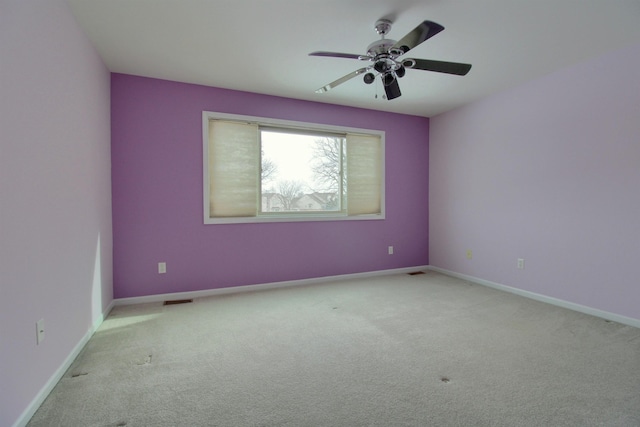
[66,0,640,118]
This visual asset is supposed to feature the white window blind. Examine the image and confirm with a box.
[346,134,382,216]
[208,120,259,217]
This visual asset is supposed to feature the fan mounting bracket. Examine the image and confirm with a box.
[374,19,392,36]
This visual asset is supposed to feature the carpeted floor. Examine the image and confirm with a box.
[28,271,640,426]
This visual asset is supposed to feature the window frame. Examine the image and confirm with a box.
[203,111,385,225]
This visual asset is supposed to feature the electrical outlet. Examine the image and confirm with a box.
[158,262,167,274]
[517,258,525,269]
[36,319,45,345]
[466,249,473,260]
[388,246,394,255]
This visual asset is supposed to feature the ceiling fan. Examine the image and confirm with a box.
[309,19,471,100]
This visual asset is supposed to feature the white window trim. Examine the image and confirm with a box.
[203,111,385,225]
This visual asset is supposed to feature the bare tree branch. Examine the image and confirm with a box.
[310,137,344,193]
[261,151,278,183]
[275,179,305,211]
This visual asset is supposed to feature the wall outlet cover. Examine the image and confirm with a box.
[36,318,45,345]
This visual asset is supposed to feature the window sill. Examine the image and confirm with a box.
[204,213,385,225]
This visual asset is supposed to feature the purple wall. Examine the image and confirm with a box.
[429,42,640,321]
[111,74,430,298]
[0,1,112,425]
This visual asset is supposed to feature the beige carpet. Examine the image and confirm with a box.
[28,271,640,426]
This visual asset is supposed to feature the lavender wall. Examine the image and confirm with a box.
[111,74,430,299]
[0,1,112,425]
[429,42,640,321]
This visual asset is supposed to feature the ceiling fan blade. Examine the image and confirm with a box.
[315,68,370,93]
[403,58,472,75]
[309,51,370,60]
[383,77,402,100]
[391,20,445,54]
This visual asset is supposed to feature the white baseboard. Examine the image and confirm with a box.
[427,265,640,329]
[12,300,116,427]
[115,265,431,306]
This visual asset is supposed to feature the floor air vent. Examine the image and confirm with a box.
[163,299,193,306]
[407,271,425,276]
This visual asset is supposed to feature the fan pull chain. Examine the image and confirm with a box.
[375,77,386,100]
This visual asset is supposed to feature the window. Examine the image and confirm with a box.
[260,129,344,214]
[203,111,384,224]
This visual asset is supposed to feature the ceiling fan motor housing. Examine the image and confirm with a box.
[366,39,396,57]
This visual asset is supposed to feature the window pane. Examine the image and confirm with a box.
[260,130,343,213]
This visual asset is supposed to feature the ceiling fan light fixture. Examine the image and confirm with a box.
[382,72,395,86]
[363,73,375,84]
[383,76,402,100]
